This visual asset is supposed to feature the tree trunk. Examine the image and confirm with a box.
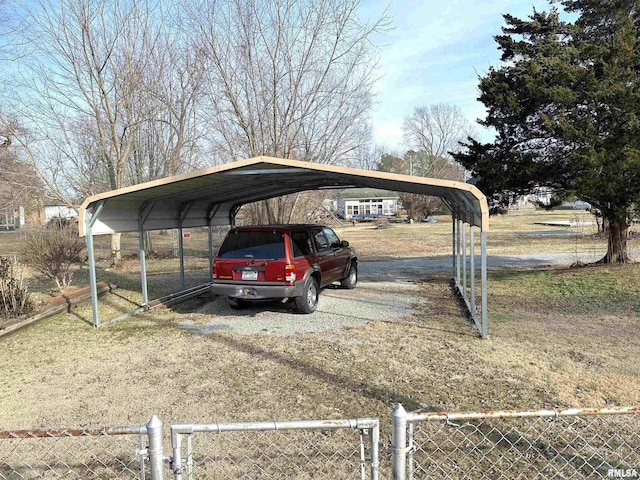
[110,232,121,267]
[594,211,608,234]
[263,199,276,224]
[601,219,629,263]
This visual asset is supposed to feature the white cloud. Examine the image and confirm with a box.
[361,0,555,147]
[375,124,405,149]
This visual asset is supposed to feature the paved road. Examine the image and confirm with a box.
[358,252,604,282]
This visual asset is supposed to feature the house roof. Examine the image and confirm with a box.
[79,156,489,236]
[338,188,398,200]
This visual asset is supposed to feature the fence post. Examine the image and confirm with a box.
[147,415,165,480]
[391,403,407,480]
[370,421,380,480]
[171,429,183,480]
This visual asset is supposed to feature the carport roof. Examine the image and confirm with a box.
[79,156,489,236]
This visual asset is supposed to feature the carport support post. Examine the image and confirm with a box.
[451,211,457,280]
[462,221,467,297]
[456,217,462,285]
[208,224,214,283]
[85,201,105,328]
[137,202,154,305]
[470,226,476,315]
[481,231,488,338]
[86,227,99,326]
[178,226,185,291]
[138,226,148,304]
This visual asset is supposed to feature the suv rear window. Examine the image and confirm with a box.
[217,230,286,259]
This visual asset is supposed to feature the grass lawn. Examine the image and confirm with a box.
[0,209,638,433]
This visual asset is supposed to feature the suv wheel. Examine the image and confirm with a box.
[228,297,248,310]
[295,277,319,314]
[340,263,357,289]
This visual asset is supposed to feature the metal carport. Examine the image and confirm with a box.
[79,156,490,336]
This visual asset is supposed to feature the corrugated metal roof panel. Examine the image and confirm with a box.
[79,156,489,236]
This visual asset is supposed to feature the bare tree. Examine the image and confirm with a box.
[399,158,465,220]
[403,103,476,172]
[185,0,389,223]
[0,0,9,61]
[240,190,335,225]
[0,0,18,62]
[126,37,206,184]
[12,0,205,263]
[0,115,43,224]
[9,0,388,239]
[351,143,388,171]
[374,147,466,221]
[0,0,22,98]
[12,0,164,262]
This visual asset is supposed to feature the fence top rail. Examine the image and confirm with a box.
[171,417,379,435]
[406,405,640,423]
[0,424,147,439]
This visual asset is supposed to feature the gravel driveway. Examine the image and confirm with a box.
[179,278,424,336]
[178,252,601,336]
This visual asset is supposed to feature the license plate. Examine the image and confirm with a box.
[242,270,258,281]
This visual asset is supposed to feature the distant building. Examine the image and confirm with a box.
[336,188,400,220]
[515,190,591,210]
[44,200,78,223]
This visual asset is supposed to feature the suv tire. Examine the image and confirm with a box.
[228,297,248,310]
[295,276,319,314]
[340,262,357,289]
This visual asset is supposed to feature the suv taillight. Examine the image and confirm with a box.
[212,262,218,279]
[284,264,296,284]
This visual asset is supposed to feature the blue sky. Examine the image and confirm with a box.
[359,0,557,148]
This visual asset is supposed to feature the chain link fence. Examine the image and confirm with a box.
[2,406,638,479]
[391,404,640,479]
[169,418,380,480]
[0,424,149,479]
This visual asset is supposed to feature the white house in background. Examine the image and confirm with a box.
[44,200,78,222]
[515,189,591,210]
[336,188,400,219]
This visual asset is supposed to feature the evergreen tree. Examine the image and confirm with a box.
[454,1,640,263]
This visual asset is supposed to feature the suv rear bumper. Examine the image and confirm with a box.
[211,281,301,300]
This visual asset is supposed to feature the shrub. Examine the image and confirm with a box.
[47,216,73,229]
[0,256,32,318]
[375,217,391,229]
[22,225,84,292]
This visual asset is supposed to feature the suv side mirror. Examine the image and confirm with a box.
[341,240,349,248]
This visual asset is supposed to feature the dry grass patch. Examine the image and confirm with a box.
[335,210,637,259]
[1,210,638,439]
[2,262,638,435]
[334,220,452,260]
[484,264,640,407]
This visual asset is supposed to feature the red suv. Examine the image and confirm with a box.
[212,225,357,313]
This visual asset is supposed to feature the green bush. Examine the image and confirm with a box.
[0,256,32,318]
[22,225,84,292]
